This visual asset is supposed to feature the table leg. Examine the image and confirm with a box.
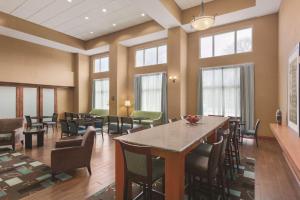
[115,141,124,200]
[165,152,185,200]
[37,132,44,147]
[25,134,32,149]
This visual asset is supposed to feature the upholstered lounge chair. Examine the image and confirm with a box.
[51,127,96,175]
[0,118,23,150]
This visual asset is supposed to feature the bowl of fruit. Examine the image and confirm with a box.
[185,115,200,125]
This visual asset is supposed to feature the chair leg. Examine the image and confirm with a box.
[188,174,192,200]
[162,176,165,193]
[87,166,92,175]
[255,134,259,147]
[148,184,152,200]
[101,129,104,140]
[124,177,128,200]
[208,177,214,200]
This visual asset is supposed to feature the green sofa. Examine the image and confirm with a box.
[131,111,163,127]
[89,109,109,117]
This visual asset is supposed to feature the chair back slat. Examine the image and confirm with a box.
[25,116,32,127]
[208,136,223,178]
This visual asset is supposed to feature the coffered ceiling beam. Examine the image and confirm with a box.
[128,0,181,29]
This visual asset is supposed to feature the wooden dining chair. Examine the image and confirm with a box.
[60,119,70,138]
[68,120,86,136]
[119,140,165,200]
[241,119,261,147]
[25,115,43,129]
[186,136,224,200]
[121,117,142,134]
[43,113,58,133]
[107,116,120,134]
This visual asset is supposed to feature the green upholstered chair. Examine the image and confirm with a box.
[119,140,165,200]
[0,118,23,150]
[89,109,109,117]
[131,111,163,127]
[89,109,109,123]
[68,121,86,136]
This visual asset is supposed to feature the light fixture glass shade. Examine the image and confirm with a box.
[124,100,131,107]
[191,16,215,31]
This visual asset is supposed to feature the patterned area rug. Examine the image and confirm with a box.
[88,157,255,200]
[0,149,72,199]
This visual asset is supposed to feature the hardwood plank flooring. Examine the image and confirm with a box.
[18,128,300,200]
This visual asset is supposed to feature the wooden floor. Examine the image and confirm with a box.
[18,128,300,200]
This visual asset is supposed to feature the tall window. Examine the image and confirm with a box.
[200,27,252,58]
[140,73,163,112]
[94,56,109,73]
[202,67,240,117]
[93,79,109,110]
[135,45,167,67]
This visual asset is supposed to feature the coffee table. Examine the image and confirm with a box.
[23,128,45,149]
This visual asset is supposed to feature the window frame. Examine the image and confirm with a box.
[199,27,253,59]
[93,55,110,73]
[135,44,167,67]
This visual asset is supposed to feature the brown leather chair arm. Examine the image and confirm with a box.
[55,139,83,148]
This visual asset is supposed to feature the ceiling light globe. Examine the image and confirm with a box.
[191,16,215,31]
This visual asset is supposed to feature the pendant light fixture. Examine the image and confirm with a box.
[191,0,215,31]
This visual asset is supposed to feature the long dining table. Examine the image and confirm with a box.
[114,116,229,200]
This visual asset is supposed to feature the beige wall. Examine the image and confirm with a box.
[0,35,74,87]
[0,35,76,116]
[187,14,278,137]
[57,88,74,118]
[74,54,90,113]
[167,27,187,118]
[278,0,300,123]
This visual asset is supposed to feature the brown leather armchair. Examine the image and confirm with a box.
[51,127,96,176]
[0,118,23,151]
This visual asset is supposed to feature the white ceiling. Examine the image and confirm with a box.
[174,0,214,10]
[0,0,151,40]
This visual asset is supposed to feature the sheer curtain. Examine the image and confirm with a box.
[200,66,240,117]
[140,73,162,112]
[93,79,109,110]
[134,72,167,123]
[198,63,254,128]
[0,86,16,118]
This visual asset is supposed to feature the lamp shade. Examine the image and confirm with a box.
[191,15,215,31]
[124,100,131,107]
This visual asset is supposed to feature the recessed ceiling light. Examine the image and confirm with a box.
[90,31,94,34]
[141,13,145,17]
[85,16,89,20]
[67,0,72,2]
[102,8,107,12]
[112,23,116,27]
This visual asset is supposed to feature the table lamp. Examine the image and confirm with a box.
[124,100,131,116]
